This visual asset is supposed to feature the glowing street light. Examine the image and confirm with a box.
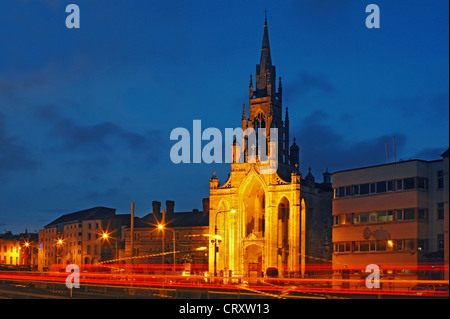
[213,209,236,278]
[157,224,176,273]
[100,231,119,262]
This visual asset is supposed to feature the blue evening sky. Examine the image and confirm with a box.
[0,0,448,233]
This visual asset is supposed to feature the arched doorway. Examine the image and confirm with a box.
[242,178,265,238]
[244,244,262,278]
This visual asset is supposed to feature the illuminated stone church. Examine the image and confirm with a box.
[208,17,332,278]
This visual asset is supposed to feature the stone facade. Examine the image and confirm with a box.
[208,18,332,278]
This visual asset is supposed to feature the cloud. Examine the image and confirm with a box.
[284,71,335,103]
[377,93,449,119]
[413,147,447,161]
[0,113,39,177]
[34,104,163,163]
[83,187,126,202]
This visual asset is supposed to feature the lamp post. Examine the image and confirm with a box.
[158,225,177,273]
[212,209,236,279]
[101,233,118,262]
[56,238,64,265]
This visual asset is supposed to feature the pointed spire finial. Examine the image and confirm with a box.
[264,8,268,26]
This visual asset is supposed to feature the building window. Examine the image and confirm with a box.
[403,208,415,220]
[352,213,359,224]
[397,179,403,190]
[359,241,370,252]
[418,209,427,221]
[437,202,444,219]
[417,177,427,189]
[404,239,414,250]
[376,240,387,251]
[360,184,370,195]
[403,178,415,190]
[376,181,386,193]
[334,242,351,252]
[345,186,352,196]
[353,185,360,195]
[359,213,369,223]
[345,214,352,224]
[417,239,427,252]
[370,183,376,193]
[387,180,394,191]
[387,210,394,221]
[376,211,387,222]
[437,170,444,189]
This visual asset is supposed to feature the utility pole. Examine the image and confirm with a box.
[130,202,134,267]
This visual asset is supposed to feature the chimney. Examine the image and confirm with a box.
[166,200,175,217]
[202,198,210,215]
[152,201,161,221]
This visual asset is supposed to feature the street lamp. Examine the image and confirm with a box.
[157,224,176,273]
[212,209,236,279]
[55,238,64,265]
[100,232,118,262]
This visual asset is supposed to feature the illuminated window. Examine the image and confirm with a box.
[385,210,393,221]
[376,211,387,222]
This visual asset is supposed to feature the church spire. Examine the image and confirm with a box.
[255,12,275,96]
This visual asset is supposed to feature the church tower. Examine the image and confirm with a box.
[242,16,295,180]
[209,16,306,279]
